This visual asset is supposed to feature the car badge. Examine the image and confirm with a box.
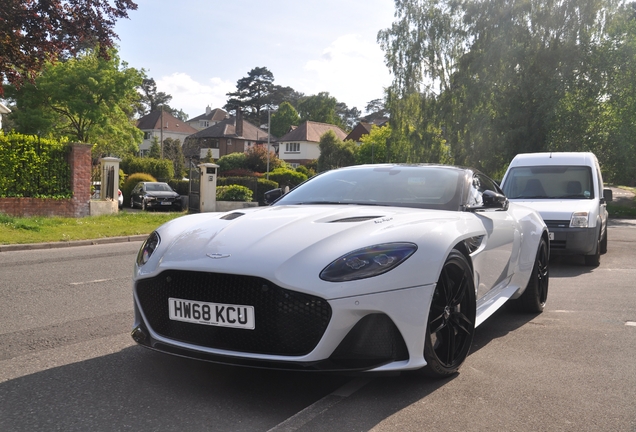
[206,253,231,259]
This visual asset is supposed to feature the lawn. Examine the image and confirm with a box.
[0,211,185,245]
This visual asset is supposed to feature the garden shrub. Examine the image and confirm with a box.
[216,184,253,202]
[121,156,174,181]
[122,172,157,203]
[217,152,247,174]
[0,132,71,198]
[267,168,307,188]
[168,179,189,196]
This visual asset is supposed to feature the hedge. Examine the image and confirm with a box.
[216,185,253,202]
[0,133,71,198]
[121,155,174,181]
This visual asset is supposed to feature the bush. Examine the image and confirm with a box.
[0,132,71,198]
[168,179,189,196]
[216,184,253,202]
[122,172,157,204]
[268,168,307,188]
[217,152,247,173]
[221,168,260,178]
[121,156,174,181]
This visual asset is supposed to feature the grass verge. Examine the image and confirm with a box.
[0,211,185,245]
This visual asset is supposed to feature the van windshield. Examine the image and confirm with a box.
[502,166,594,199]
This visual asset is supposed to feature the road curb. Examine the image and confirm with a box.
[0,235,149,252]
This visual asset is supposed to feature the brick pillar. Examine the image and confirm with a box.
[68,143,92,217]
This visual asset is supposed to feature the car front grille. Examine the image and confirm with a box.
[135,270,332,356]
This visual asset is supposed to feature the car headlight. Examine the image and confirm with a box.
[320,243,417,282]
[145,195,156,201]
[570,211,589,228]
[137,231,160,266]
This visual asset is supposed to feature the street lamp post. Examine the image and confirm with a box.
[266,109,271,180]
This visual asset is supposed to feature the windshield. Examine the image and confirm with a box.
[146,183,173,192]
[274,165,464,211]
[502,166,594,199]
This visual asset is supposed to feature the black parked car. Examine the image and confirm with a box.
[130,182,181,211]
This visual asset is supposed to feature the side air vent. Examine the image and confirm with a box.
[329,216,384,223]
[220,212,245,220]
[464,235,485,254]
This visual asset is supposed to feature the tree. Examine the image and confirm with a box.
[135,76,188,120]
[317,130,356,172]
[5,47,143,157]
[244,145,282,173]
[163,137,186,179]
[270,102,300,137]
[336,102,361,131]
[225,67,275,124]
[0,0,138,96]
[148,137,161,159]
[297,92,344,128]
[136,77,172,116]
[356,124,391,164]
[362,98,389,122]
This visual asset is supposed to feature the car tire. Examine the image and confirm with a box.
[584,235,601,267]
[600,228,608,254]
[511,236,549,313]
[421,249,476,378]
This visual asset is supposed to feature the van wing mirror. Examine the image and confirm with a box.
[264,188,283,205]
[602,188,613,203]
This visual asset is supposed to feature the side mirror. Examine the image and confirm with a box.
[264,188,283,205]
[481,190,509,210]
[603,188,613,203]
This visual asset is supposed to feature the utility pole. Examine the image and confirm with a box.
[160,105,164,159]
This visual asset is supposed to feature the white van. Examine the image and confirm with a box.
[500,152,613,266]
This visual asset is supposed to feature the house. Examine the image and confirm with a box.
[276,121,347,167]
[186,106,228,131]
[136,110,199,157]
[0,102,11,130]
[344,118,389,143]
[182,111,274,160]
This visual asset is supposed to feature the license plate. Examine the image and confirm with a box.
[549,231,555,241]
[169,298,255,329]
[161,201,172,205]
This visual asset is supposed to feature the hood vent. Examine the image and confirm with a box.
[329,216,384,223]
[220,212,245,221]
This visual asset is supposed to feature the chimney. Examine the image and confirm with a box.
[236,108,243,137]
[206,106,211,115]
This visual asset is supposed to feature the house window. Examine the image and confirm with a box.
[200,120,209,128]
[285,142,300,153]
[144,132,152,140]
[227,139,232,146]
[289,163,300,169]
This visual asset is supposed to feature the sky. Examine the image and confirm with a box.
[114,0,397,120]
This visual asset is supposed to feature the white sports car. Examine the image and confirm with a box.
[131,164,549,377]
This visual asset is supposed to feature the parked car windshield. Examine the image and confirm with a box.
[502,166,594,199]
[274,165,464,211]
[146,183,174,192]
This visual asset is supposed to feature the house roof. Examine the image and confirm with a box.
[277,121,347,143]
[188,107,228,123]
[136,110,198,134]
[0,102,11,114]
[345,122,373,142]
[186,116,274,141]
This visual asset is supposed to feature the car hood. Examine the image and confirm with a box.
[138,205,475,299]
[146,191,179,198]
[509,198,597,220]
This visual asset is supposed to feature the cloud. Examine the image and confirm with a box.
[303,34,392,111]
[156,73,234,119]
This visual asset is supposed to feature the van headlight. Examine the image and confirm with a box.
[570,212,589,228]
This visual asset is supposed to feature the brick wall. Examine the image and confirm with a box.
[0,143,92,218]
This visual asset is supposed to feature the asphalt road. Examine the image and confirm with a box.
[1,221,635,431]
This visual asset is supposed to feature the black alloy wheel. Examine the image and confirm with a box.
[512,236,549,313]
[422,249,476,378]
